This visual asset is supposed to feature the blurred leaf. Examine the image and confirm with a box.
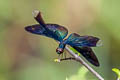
[68,66,89,80]
[112,68,120,79]
[66,77,69,80]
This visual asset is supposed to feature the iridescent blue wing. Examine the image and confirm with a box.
[25,24,68,42]
[72,46,99,66]
[66,33,100,47]
[46,24,68,41]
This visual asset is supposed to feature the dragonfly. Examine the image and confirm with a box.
[25,10,101,67]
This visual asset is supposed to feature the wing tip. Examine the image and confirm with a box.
[90,55,100,67]
[96,40,102,47]
[94,62,100,67]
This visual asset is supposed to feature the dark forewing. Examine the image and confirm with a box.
[25,24,68,41]
[66,33,100,47]
[72,46,100,66]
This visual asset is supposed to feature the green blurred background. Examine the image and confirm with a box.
[0,0,120,80]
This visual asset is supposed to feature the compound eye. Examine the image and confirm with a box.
[56,48,63,54]
[56,48,59,52]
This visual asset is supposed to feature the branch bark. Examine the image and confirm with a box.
[32,10,104,80]
[65,46,104,80]
[117,78,120,80]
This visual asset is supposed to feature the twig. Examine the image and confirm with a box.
[65,46,104,80]
[32,10,104,80]
[60,57,76,61]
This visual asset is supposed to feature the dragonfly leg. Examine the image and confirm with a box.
[64,51,67,59]
[61,53,63,59]
[56,51,75,62]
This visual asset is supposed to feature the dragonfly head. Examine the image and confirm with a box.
[56,48,64,54]
[56,41,66,54]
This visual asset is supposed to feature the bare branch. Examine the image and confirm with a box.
[65,46,104,80]
[60,57,76,61]
[117,78,120,80]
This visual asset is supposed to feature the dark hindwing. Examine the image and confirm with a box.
[72,46,100,66]
[25,24,68,42]
[66,33,99,47]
